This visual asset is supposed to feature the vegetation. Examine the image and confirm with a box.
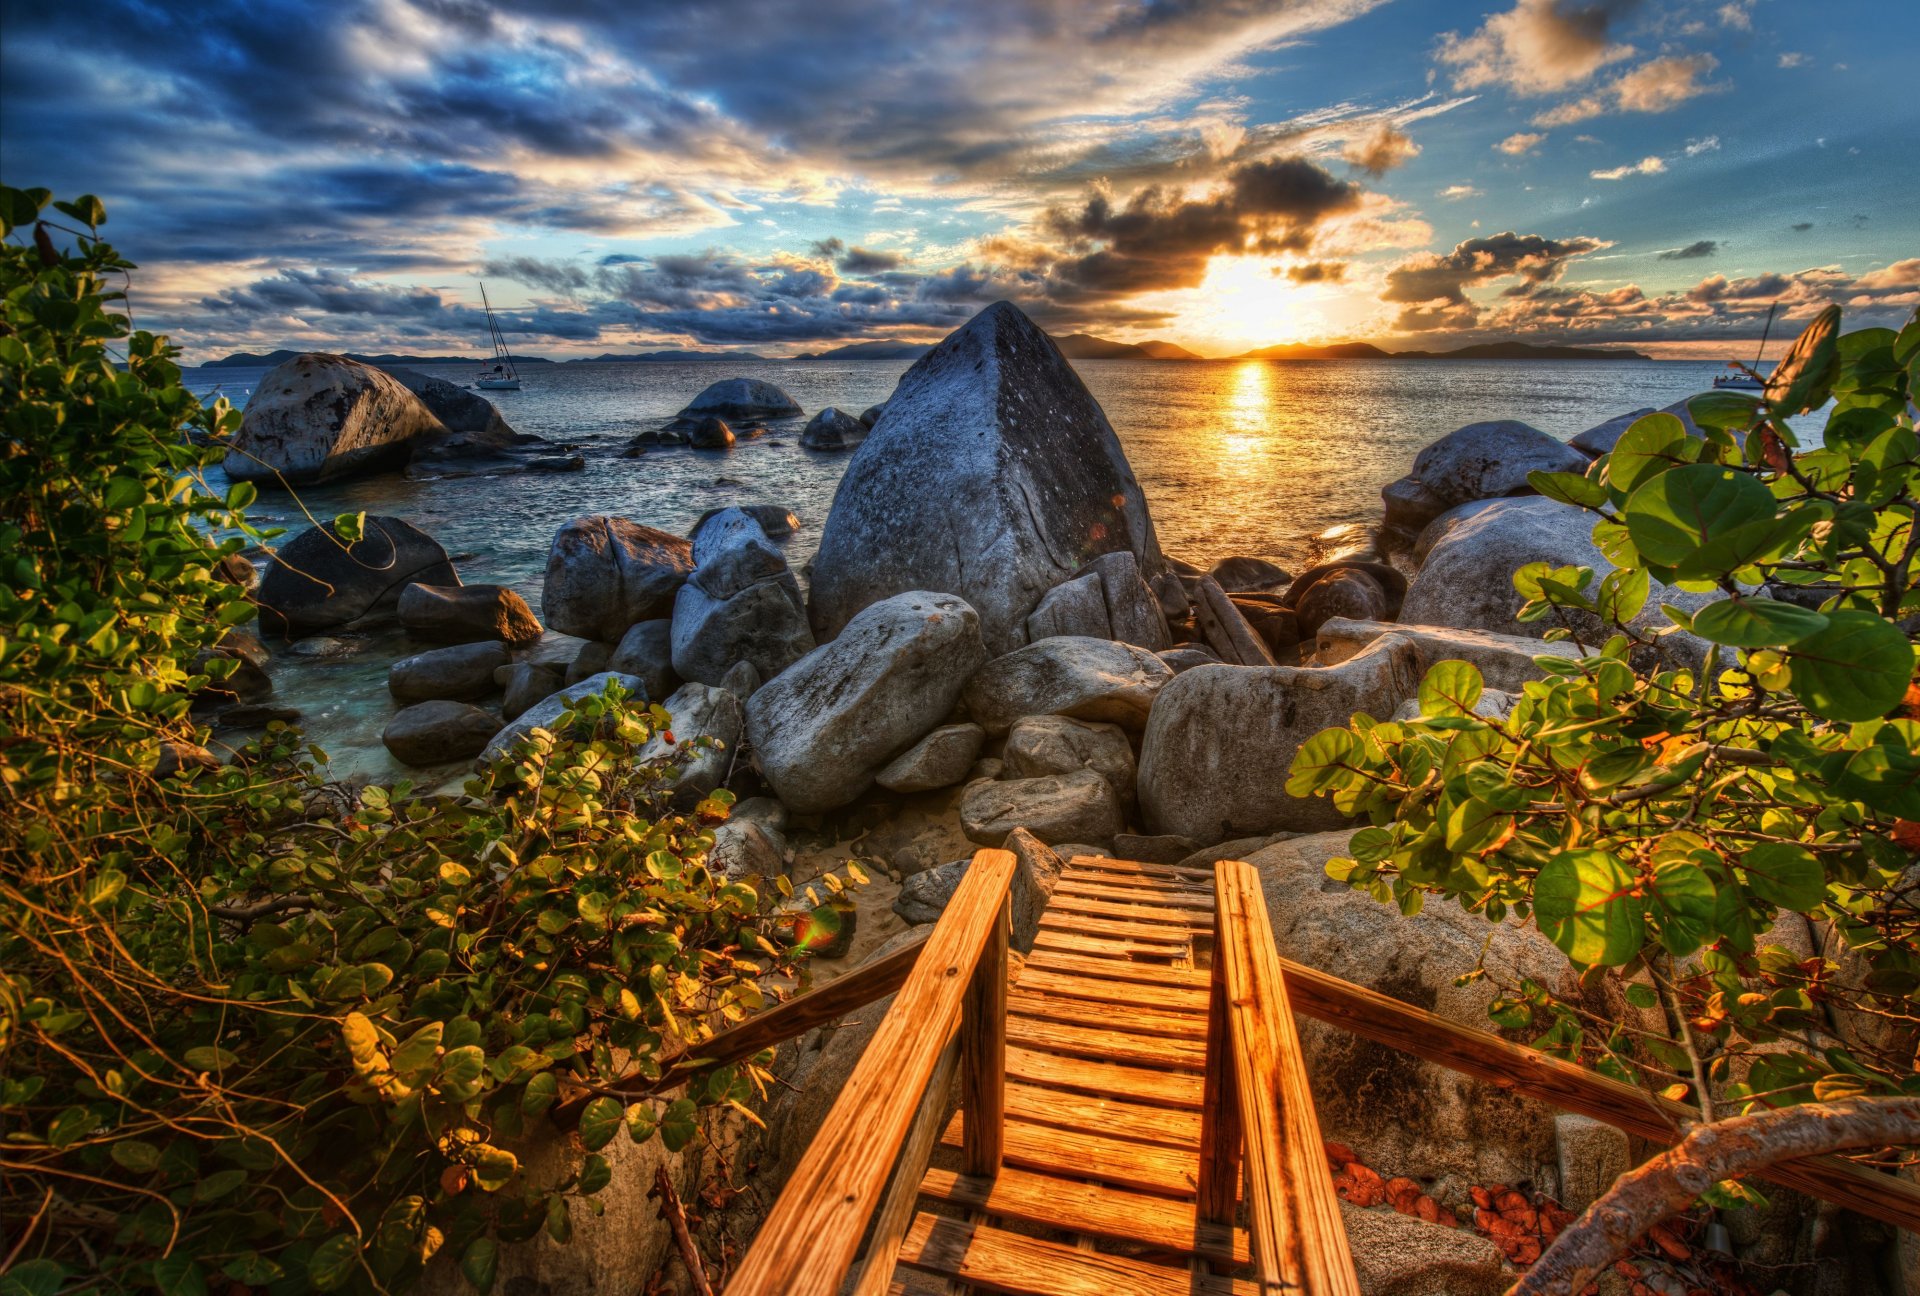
[0,189,843,1293]
[1290,303,1920,1204]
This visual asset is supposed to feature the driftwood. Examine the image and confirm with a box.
[1509,1095,1920,1296]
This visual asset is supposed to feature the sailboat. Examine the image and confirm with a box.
[1712,302,1776,390]
[475,281,523,391]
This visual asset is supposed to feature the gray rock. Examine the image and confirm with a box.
[1138,637,1422,844]
[388,641,509,703]
[397,582,543,646]
[807,301,1163,654]
[636,683,745,806]
[1282,561,1408,620]
[606,619,676,702]
[1316,617,1575,693]
[731,797,790,837]
[154,740,220,778]
[1556,1113,1631,1213]
[742,504,799,538]
[1003,714,1136,806]
[1192,576,1276,667]
[960,768,1122,847]
[719,659,761,699]
[892,829,1062,953]
[384,699,501,766]
[566,640,614,686]
[1381,419,1589,535]
[746,592,988,813]
[480,671,648,765]
[1112,832,1197,865]
[1229,594,1302,660]
[969,757,1004,782]
[1392,689,1517,722]
[1292,567,1389,639]
[1209,556,1292,592]
[1081,550,1171,651]
[377,365,515,441]
[1338,1202,1508,1296]
[224,354,445,485]
[875,723,987,793]
[670,508,813,686]
[1150,570,1192,623]
[257,516,458,637]
[1157,646,1219,673]
[1024,572,1111,641]
[688,416,735,450]
[799,406,867,451]
[963,636,1173,736]
[678,377,801,420]
[1568,406,1657,457]
[859,404,886,429]
[892,861,965,925]
[496,661,566,721]
[1176,834,1300,871]
[542,516,693,642]
[710,818,787,885]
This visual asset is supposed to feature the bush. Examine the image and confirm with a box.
[1289,304,1920,1195]
[0,188,840,1293]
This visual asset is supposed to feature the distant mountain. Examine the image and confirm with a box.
[1053,333,1202,360]
[570,350,769,362]
[1233,341,1390,360]
[793,340,934,360]
[1231,339,1650,362]
[201,349,554,368]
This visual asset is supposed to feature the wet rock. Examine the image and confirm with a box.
[799,406,867,451]
[963,636,1173,735]
[1292,568,1389,639]
[215,703,301,727]
[1081,550,1171,650]
[606,619,676,702]
[257,515,458,637]
[224,354,444,485]
[525,453,585,473]
[1002,714,1136,806]
[214,553,257,590]
[192,635,274,705]
[678,377,801,421]
[378,365,514,440]
[1568,406,1656,458]
[397,582,542,646]
[1193,576,1276,666]
[688,416,735,450]
[480,671,648,765]
[495,661,566,721]
[384,699,501,766]
[670,508,813,686]
[1138,637,1422,844]
[1316,618,1571,693]
[389,641,510,703]
[542,515,694,642]
[874,723,987,793]
[1209,556,1292,592]
[960,768,1122,847]
[1024,572,1111,641]
[746,592,988,813]
[1380,419,1588,535]
[808,301,1163,654]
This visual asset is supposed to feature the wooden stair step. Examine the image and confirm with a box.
[1054,878,1215,910]
[1063,867,1212,894]
[1006,1044,1204,1109]
[1005,1012,1206,1071]
[1049,893,1212,928]
[1004,1080,1202,1149]
[1037,911,1196,946]
[1013,967,1211,1015]
[1024,949,1210,989]
[1008,988,1207,1040]
[942,1112,1201,1197]
[1032,928,1192,961]
[897,1211,1254,1296]
[916,1164,1245,1265]
[1065,854,1215,883]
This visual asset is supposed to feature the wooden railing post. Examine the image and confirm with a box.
[1196,897,1241,1227]
[960,893,1009,1177]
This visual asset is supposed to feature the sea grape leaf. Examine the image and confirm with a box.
[1742,842,1826,911]
[1624,464,1776,569]
[1534,849,1647,967]
[1688,596,1829,648]
[1785,610,1915,721]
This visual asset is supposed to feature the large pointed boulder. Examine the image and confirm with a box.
[224,354,446,485]
[806,302,1164,654]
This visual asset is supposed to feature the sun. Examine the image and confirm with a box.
[1131,254,1345,355]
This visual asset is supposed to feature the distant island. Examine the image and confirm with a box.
[791,340,933,360]
[201,349,557,369]
[1230,339,1653,361]
[568,350,770,363]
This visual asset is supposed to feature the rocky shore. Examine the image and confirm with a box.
[202,303,1884,1295]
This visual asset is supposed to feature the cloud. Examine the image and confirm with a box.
[1591,155,1666,179]
[1382,229,1608,329]
[1341,124,1421,175]
[1658,240,1718,260]
[1438,183,1483,199]
[1436,0,1639,96]
[1778,51,1811,68]
[1790,221,1814,232]
[1717,1,1755,29]
[1530,52,1721,124]
[1498,131,1548,155]
[1684,135,1720,155]
[1286,260,1348,283]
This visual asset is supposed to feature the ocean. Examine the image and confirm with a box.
[182,355,1742,782]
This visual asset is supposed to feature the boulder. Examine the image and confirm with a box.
[542,516,694,642]
[1338,1203,1509,1296]
[192,633,274,706]
[1138,636,1422,843]
[962,636,1173,736]
[257,516,458,637]
[1111,833,1197,865]
[1555,1113,1631,1213]
[890,829,1062,953]
[479,671,648,765]
[1081,550,1171,650]
[719,660,761,699]
[960,769,1123,847]
[678,377,801,420]
[154,740,221,778]
[224,354,445,485]
[807,301,1163,654]
[1315,618,1575,693]
[388,641,509,703]
[606,619,676,702]
[745,592,988,813]
[1292,568,1389,639]
[1380,419,1589,535]
[1568,406,1656,458]
[1281,561,1408,619]
[1158,646,1219,673]
[1002,714,1136,806]
[687,416,735,450]
[1150,570,1191,624]
[1227,594,1301,660]
[1392,689,1517,723]
[859,404,886,429]
[1024,572,1112,641]
[378,365,514,440]
[566,640,614,685]
[799,406,867,451]
[1192,576,1276,667]
[690,503,799,540]
[670,508,814,686]
[635,683,745,805]
[495,661,566,721]
[1209,556,1292,592]
[874,723,987,793]
[397,582,542,646]
[383,700,501,766]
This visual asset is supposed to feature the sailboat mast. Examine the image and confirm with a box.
[479,280,517,375]
[1752,303,1778,368]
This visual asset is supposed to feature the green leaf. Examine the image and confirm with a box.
[577,1096,623,1151]
[1766,305,1841,416]
[1446,797,1514,853]
[195,1168,247,1201]
[307,1234,361,1291]
[659,1097,699,1152]
[1689,596,1829,648]
[1418,661,1483,719]
[578,1152,613,1194]
[460,1238,499,1294]
[110,1138,162,1172]
[1529,469,1608,508]
[1609,413,1697,493]
[1285,729,1361,796]
[1625,982,1660,1010]
[1534,849,1647,967]
[1,1260,68,1296]
[1596,567,1649,625]
[1651,861,1718,958]
[1743,843,1826,912]
[1785,610,1915,721]
[1623,463,1776,569]
[626,1102,659,1144]
[152,1256,208,1296]
[1687,390,1763,432]
[520,1071,560,1116]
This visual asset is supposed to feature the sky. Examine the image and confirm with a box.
[1,0,1915,361]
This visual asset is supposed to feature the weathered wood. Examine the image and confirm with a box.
[1276,953,1920,1234]
[1033,928,1191,961]
[898,1213,1256,1296]
[1006,1043,1204,1109]
[1014,966,1211,1014]
[1054,878,1215,910]
[850,1037,960,1296]
[1004,1080,1203,1149]
[1065,854,1214,882]
[1049,891,1213,927]
[942,1111,1201,1198]
[550,931,928,1130]
[1006,1013,1206,1071]
[917,1166,1249,1266]
[961,894,1009,1178]
[1025,948,1210,988]
[728,850,1016,1296]
[1009,988,1208,1040]
[1216,860,1360,1295]
[1063,863,1211,892]
[1037,910,1197,946]
[1196,938,1242,1229]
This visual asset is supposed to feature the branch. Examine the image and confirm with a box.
[649,1166,715,1296]
[205,894,317,923]
[1509,1095,1920,1296]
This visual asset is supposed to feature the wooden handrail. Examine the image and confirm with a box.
[548,932,930,1131]
[727,848,1017,1295]
[1203,860,1361,1294]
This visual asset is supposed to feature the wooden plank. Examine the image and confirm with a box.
[941,1112,1201,1198]
[1005,1013,1205,1071]
[1032,928,1191,961]
[1197,935,1241,1228]
[897,1212,1254,1296]
[549,931,927,1129]
[1054,878,1215,910]
[1008,988,1208,1040]
[1216,861,1360,1295]
[1037,910,1196,946]
[961,895,1009,1177]
[1276,954,1920,1235]
[1013,967,1211,1015]
[1065,855,1213,882]
[1006,1044,1204,1110]
[1024,949,1210,989]
[1003,1079,1203,1149]
[850,1037,960,1296]
[728,850,1017,1296]
[1063,861,1209,887]
[1056,869,1203,896]
[1050,892,1212,928]
[917,1166,1247,1266]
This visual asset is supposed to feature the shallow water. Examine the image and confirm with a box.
[185,355,1738,782]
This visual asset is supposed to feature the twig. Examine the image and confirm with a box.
[649,1166,715,1296]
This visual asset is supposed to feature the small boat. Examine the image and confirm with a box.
[1712,303,1775,390]
[475,280,523,391]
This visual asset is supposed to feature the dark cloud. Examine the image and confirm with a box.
[1383,231,1607,329]
[1286,260,1347,282]
[1340,125,1420,176]
[1790,222,1814,232]
[1657,239,1718,260]
[838,246,906,274]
